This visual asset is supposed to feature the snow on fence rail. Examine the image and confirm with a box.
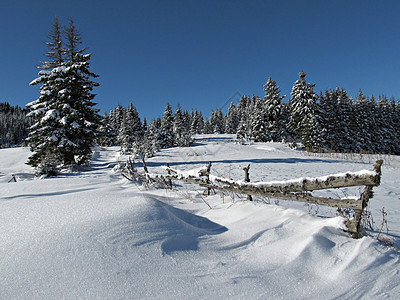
[122,159,383,238]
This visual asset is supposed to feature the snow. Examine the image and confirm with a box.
[209,169,377,188]
[42,109,57,121]
[161,164,208,178]
[1,135,400,299]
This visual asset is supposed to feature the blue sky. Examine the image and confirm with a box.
[1,0,399,120]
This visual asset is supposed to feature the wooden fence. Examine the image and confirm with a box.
[122,159,383,238]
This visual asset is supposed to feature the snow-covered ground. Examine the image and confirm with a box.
[1,135,399,299]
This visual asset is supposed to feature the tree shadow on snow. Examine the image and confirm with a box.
[144,157,344,168]
[1,187,97,201]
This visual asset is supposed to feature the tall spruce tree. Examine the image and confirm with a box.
[288,72,321,150]
[225,102,239,134]
[26,18,100,175]
[173,104,193,147]
[26,18,66,174]
[60,18,100,165]
[159,103,174,149]
[263,77,285,141]
[250,97,269,142]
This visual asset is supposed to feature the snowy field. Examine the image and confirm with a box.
[1,135,400,299]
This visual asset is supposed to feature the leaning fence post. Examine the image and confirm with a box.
[243,164,252,201]
[205,161,212,196]
[351,159,383,238]
[8,174,17,183]
[166,163,173,189]
[142,156,149,174]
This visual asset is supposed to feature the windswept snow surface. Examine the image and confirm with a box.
[1,135,400,299]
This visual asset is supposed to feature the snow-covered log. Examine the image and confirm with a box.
[209,169,381,193]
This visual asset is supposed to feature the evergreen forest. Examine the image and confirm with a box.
[2,18,400,176]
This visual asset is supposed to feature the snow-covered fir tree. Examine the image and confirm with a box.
[26,18,65,175]
[159,103,175,149]
[26,18,100,175]
[97,110,116,146]
[117,113,130,153]
[224,102,239,134]
[0,103,31,148]
[172,104,192,147]
[190,109,204,134]
[203,118,211,134]
[182,110,191,132]
[58,19,101,165]
[250,97,269,142]
[209,109,224,134]
[236,95,251,121]
[145,118,162,155]
[110,105,124,131]
[319,88,350,151]
[236,116,249,144]
[353,90,373,152]
[263,77,286,141]
[132,118,154,160]
[288,72,321,150]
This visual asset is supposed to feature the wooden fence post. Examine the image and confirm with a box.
[142,156,149,174]
[243,164,252,201]
[350,159,383,238]
[205,161,212,196]
[166,163,173,189]
[8,174,17,183]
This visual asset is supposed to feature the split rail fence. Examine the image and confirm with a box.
[122,158,383,238]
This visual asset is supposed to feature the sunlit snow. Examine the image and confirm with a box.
[1,135,399,299]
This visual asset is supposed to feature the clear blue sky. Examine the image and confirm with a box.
[1,0,400,120]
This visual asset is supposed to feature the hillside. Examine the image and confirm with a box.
[1,135,399,299]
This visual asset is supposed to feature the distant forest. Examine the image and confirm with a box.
[99,73,400,156]
[2,73,400,155]
[0,102,31,148]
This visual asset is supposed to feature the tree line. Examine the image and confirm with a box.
[98,102,193,158]
[100,71,400,156]
[2,18,400,176]
[0,102,31,148]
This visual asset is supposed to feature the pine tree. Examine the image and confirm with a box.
[198,111,205,133]
[190,109,204,134]
[147,118,162,154]
[159,103,174,149]
[109,104,124,140]
[203,118,211,134]
[224,102,239,134]
[319,89,340,150]
[263,77,285,141]
[250,97,268,142]
[209,109,224,134]
[26,18,100,175]
[173,104,193,147]
[236,95,251,121]
[59,18,100,165]
[0,103,31,148]
[41,17,64,69]
[236,117,249,144]
[117,111,130,153]
[353,90,372,152]
[288,72,321,150]
[97,110,115,146]
[26,18,66,174]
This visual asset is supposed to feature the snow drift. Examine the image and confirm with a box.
[1,136,399,299]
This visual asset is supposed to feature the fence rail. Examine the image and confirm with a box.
[123,159,383,238]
